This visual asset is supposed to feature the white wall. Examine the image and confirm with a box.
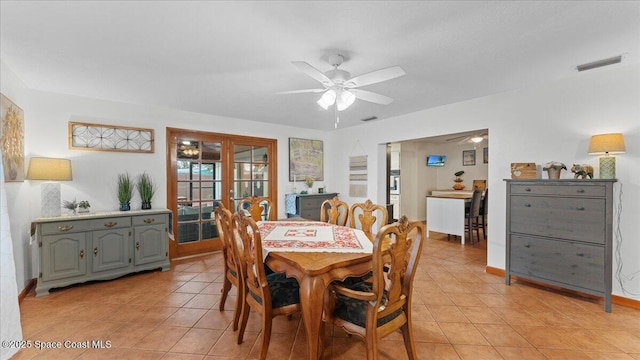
[3,61,639,302]
[402,137,489,221]
[1,61,330,290]
[329,63,640,300]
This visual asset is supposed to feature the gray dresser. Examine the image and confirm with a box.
[505,179,616,312]
[32,209,171,296]
[287,193,339,221]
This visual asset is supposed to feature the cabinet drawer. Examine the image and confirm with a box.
[132,214,167,226]
[41,220,90,235]
[509,234,604,292]
[300,209,318,220]
[510,196,605,244]
[510,184,605,197]
[90,217,131,230]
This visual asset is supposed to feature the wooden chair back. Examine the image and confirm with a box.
[472,179,487,190]
[349,199,389,242]
[231,211,301,359]
[213,203,243,330]
[320,196,349,226]
[326,216,425,359]
[237,195,273,221]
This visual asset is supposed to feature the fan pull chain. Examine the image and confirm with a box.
[334,105,339,128]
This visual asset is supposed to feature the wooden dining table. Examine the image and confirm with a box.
[258,220,373,360]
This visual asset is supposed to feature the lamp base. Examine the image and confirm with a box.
[41,182,61,217]
[599,156,616,179]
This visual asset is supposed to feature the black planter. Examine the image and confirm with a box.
[141,201,152,210]
[119,202,131,211]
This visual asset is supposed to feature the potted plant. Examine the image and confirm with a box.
[62,199,78,215]
[453,170,465,190]
[304,176,314,193]
[78,200,91,213]
[137,171,156,210]
[117,172,134,211]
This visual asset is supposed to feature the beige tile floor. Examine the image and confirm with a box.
[12,232,640,359]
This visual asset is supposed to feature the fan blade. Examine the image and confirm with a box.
[291,61,333,86]
[446,135,470,142]
[350,89,394,105]
[346,66,405,88]
[276,88,326,95]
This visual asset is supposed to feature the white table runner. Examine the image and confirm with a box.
[258,221,373,254]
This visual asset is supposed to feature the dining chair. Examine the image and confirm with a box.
[320,195,349,226]
[349,199,389,242]
[472,179,487,190]
[464,189,483,244]
[213,203,244,331]
[478,188,488,239]
[232,211,302,360]
[237,195,273,221]
[324,215,425,360]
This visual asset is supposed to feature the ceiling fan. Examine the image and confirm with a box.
[279,54,405,114]
[446,133,488,144]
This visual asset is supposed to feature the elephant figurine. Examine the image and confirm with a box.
[571,164,594,179]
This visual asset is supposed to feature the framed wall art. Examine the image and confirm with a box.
[483,147,488,164]
[69,121,154,153]
[1,94,25,182]
[463,149,476,166]
[289,137,323,181]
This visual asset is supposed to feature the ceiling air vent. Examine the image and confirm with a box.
[576,55,622,72]
[361,116,378,122]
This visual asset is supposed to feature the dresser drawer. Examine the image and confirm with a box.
[510,196,605,244]
[90,217,131,230]
[41,220,90,235]
[510,184,605,197]
[132,214,167,226]
[510,234,605,292]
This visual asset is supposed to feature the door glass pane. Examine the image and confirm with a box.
[177,139,221,243]
[201,142,221,161]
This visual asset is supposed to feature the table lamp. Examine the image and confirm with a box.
[588,133,625,179]
[26,157,73,217]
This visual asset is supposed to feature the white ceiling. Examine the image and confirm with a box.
[1,1,638,131]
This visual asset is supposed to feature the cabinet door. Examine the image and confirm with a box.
[133,224,167,265]
[92,228,131,272]
[41,233,87,281]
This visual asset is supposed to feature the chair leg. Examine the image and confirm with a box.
[482,214,487,239]
[259,317,273,360]
[401,321,418,360]
[220,275,232,311]
[232,283,243,331]
[237,298,250,345]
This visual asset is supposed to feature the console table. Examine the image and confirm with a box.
[31,209,171,296]
[285,193,339,221]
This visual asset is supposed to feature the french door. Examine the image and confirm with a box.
[167,128,277,259]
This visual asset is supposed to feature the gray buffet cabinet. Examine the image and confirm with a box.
[31,209,171,296]
[505,179,616,312]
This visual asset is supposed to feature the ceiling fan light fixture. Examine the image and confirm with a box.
[317,89,336,110]
[471,136,484,143]
[336,89,356,111]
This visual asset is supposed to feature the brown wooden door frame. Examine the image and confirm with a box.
[166,128,277,259]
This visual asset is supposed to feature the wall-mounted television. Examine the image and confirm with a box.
[426,155,446,167]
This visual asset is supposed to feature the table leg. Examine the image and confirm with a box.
[298,274,326,360]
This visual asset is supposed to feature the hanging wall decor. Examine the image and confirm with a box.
[349,155,368,197]
[289,137,323,181]
[69,121,154,153]
[1,94,25,182]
